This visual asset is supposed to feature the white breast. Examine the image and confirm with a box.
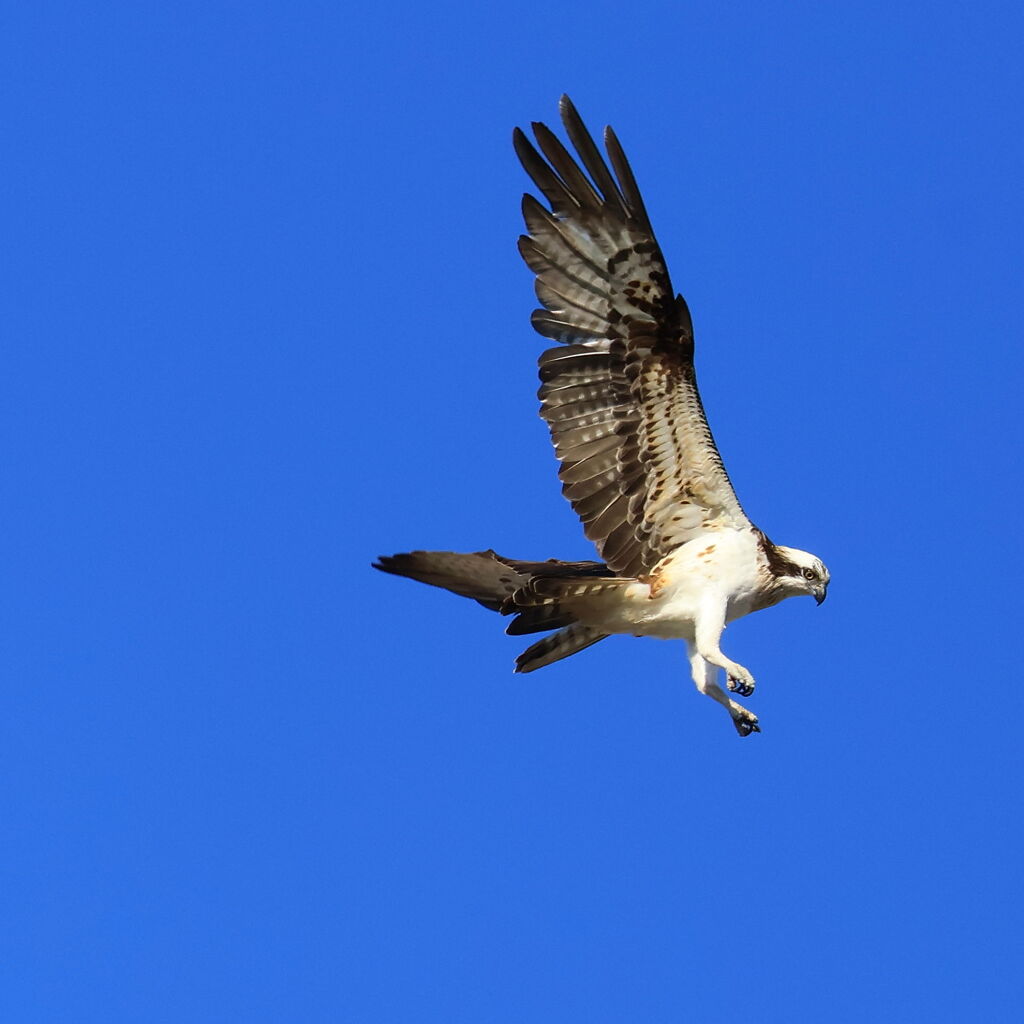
[573,528,765,640]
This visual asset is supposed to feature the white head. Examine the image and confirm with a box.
[771,545,830,605]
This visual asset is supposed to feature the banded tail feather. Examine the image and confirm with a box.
[505,574,635,608]
[515,623,608,673]
[372,549,523,611]
[372,549,610,669]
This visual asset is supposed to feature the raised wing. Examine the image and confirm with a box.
[515,96,750,578]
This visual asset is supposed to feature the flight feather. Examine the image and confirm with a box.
[516,95,749,577]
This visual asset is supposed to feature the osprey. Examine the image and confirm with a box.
[375,97,829,736]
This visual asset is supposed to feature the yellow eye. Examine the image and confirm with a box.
[802,567,816,580]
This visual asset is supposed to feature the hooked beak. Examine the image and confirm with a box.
[813,583,828,606]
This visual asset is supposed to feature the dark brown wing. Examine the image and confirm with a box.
[516,96,749,577]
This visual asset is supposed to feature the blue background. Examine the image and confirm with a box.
[3,2,1022,1020]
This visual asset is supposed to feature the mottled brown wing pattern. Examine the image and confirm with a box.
[517,96,749,577]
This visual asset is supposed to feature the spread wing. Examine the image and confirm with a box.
[515,95,750,578]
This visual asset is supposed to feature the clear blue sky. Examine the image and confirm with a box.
[3,2,1022,1021]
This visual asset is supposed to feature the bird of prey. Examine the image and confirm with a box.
[375,96,829,736]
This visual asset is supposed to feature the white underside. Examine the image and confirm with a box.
[569,527,766,639]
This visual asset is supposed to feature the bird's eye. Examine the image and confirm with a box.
[802,567,816,580]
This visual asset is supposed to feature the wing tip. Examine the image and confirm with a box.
[372,552,410,575]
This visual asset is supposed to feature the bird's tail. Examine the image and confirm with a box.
[514,622,609,673]
[372,549,612,670]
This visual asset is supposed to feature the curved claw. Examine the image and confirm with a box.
[728,674,755,698]
[733,712,761,736]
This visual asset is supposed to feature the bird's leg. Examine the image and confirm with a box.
[686,644,760,736]
[695,597,756,697]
